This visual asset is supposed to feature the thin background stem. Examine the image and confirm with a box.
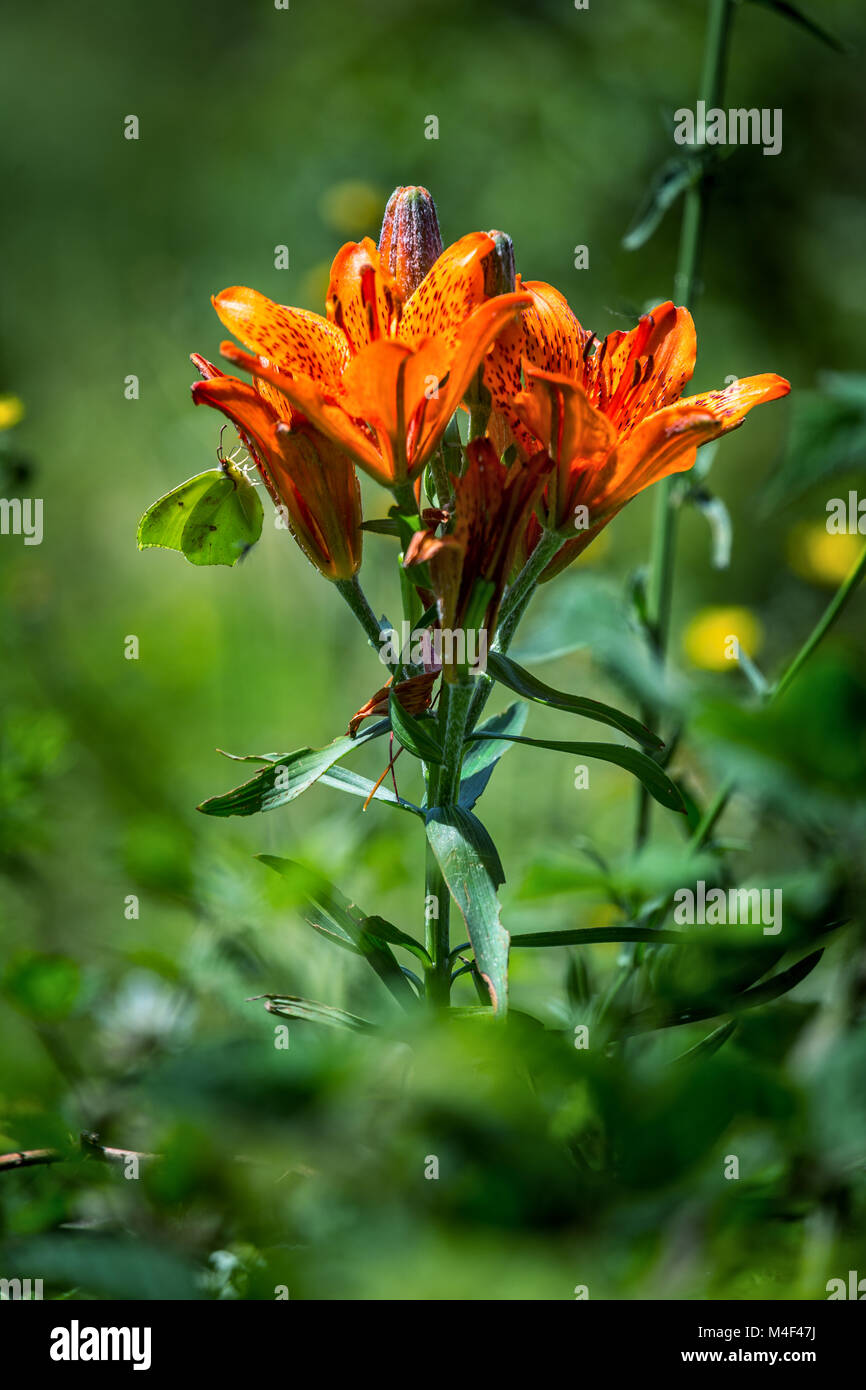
[636,0,736,849]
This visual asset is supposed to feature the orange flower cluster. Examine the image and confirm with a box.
[191,183,789,617]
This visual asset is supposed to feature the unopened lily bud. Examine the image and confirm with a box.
[378,186,444,299]
[483,230,516,296]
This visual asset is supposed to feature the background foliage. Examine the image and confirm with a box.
[1,0,865,1299]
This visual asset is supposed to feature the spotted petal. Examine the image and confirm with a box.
[326,238,401,355]
[213,286,349,389]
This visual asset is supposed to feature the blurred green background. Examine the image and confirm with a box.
[1,0,865,1300]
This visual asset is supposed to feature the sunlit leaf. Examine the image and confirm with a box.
[318,765,423,816]
[197,719,389,817]
[426,805,509,1013]
[389,688,443,764]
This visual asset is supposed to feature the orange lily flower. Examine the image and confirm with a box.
[484,287,790,576]
[191,355,362,582]
[212,233,532,488]
[404,438,553,668]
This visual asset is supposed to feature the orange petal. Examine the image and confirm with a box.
[397,232,496,350]
[269,421,362,581]
[629,302,696,417]
[514,367,617,463]
[675,372,791,426]
[213,286,349,388]
[586,302,696,430]
[412,291,533,470]
[484,280,588,417]
[219,341,390,484]
[512,367,618,529]
[327,238,401,355]
[192,367,362,579]
[602,373,791,510]
[341,339,417,481]
[191,369,279,477]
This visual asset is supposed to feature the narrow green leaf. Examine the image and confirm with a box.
[673,1020,738,1064]
[389,688,443,764]
[626,949,825,1034]
[510,927,688,948]
[459,701,528,810]
[362,915,431,965]
[318,766,423,816]
[464,731,686,813]
[622,156,697,252]
[426,805,509,1013]
[484,651,662,749]
[360,517,401,537]
[747,0,847,52]
[252,995,376,1032]
[197,719,389,817]
[216,749,283,764]
[257,856,417,1009]
[137,467,263,567]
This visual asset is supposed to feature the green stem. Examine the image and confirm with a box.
[424,761,451,1006]
[438,678,474,804]
[636,0,735,848]
[469,401,490,442]
[392,478,420,519]
[335,575,385,654]
[773,543,866,701]
[422,680,475,1008]
[466,528,566,734]
[390,478,424,631]
[429,445,454,512]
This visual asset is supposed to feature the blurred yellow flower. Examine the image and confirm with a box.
[0,395,24,430]
[318,181,385,235]
[299,259,332,310]
[787,521,862,588]
[682,605,763,671]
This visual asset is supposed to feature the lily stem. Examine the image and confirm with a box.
[438,678,474,804]
[466,528,566,734]
[422,680,474,1008]
[335,575,385,654]
[424,761,451,1006]
[392,478,420,519]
